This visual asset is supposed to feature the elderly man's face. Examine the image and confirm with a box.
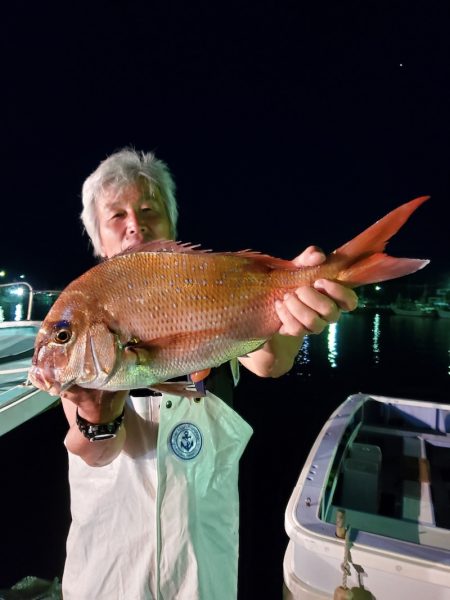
[96,178,172,258]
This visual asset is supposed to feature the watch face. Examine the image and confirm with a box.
[90,432,116,442]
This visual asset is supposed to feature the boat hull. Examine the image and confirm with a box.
[284,393,450,599]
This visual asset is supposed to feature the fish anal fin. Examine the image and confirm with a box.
[338,253,430,287]
[190,368,211,383]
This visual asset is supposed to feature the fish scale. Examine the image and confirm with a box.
[88,252,280,340]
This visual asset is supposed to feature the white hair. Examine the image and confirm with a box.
[81,148,178,256]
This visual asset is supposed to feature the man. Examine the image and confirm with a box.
[61,148,357,599]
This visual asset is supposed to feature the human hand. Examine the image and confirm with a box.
[61,385,127,423]
[275,246,358,336]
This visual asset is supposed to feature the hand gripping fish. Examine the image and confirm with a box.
[29,196,429,396]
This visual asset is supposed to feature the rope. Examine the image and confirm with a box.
[333,509,353,599]
[341,528,352,589]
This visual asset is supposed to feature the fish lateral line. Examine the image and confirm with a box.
[121,329,230,351]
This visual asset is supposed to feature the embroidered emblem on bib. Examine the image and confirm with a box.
[169,422,203,460]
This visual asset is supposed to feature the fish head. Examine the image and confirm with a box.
[29,298,118,396]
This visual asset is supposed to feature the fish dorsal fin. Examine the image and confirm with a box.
[114,240,211,257]
[113,241,295,270]
[231,250,295,270]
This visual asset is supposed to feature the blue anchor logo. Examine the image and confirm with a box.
[169,423,203,460]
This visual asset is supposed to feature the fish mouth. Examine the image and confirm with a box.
[28,366,51,390]
[28,366,64,397]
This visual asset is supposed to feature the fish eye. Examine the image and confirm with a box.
[54,328,72,344]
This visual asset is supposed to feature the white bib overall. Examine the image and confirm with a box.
[63,390,253,600]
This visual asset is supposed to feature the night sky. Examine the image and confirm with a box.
[1,1,449,291]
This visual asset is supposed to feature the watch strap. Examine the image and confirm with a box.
[76,407,125,442]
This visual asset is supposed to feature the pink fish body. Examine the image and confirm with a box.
[29,196,429,396]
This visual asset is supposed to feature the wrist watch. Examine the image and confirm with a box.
[76,407,125,442]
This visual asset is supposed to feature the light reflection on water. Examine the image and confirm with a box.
[296,333,311,368]
[14,304,23,321]
[372,313,380,364]
[327,323,338,368]
[292,312,450,398]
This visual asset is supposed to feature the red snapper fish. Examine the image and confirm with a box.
[29,196,429,396]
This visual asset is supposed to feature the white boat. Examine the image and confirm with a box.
[0,282,59,436]
[283,393,450,599]
[389,301,436,317]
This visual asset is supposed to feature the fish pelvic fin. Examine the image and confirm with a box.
[333,196,430,287]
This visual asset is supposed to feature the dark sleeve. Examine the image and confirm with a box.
[206,363,236,407]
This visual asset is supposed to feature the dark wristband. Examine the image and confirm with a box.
[76,407,125,442]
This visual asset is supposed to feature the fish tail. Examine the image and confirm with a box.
[334,196,430,287]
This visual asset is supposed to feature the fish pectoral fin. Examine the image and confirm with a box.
[124,345,154,366]
[149,381,207,398]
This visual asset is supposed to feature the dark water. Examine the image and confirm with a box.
[0,313,449,597]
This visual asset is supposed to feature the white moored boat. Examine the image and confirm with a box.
[283,393,450,600]
[389,301,436,317]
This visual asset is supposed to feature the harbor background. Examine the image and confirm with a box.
[1,307,449,598]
